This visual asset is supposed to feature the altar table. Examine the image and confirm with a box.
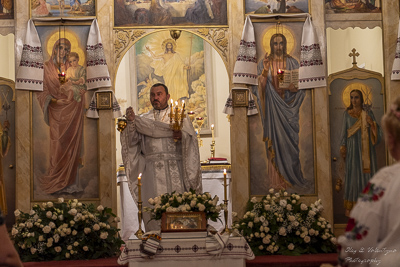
[201,164,232,231]
[118,236,254,267]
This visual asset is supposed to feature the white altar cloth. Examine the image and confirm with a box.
[117,236,254,267]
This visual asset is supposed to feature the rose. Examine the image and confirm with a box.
[97,205,104,212]
[288,243,295,250]
[100,232,109,239]
[42,226,51,234]
[68,209,77,216]
[14,209,21,217]
[278,227,287,236]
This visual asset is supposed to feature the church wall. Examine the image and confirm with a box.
[0,0,398,236]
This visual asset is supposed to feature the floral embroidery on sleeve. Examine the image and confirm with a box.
[359,182,385,202]
[344,218,369,241]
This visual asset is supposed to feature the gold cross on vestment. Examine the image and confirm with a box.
[349,48,360,66]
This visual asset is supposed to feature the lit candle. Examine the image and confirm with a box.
[170,99,174,123]
[211,124,215,142]
[223,169,227,202]
[277,69,283,74]
[181,100,185,120]
[138,173,142,202]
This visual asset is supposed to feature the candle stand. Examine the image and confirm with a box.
[135,201,144,239]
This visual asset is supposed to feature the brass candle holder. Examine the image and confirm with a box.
[117,116,127,132]
[135,201,144,239]
[58,72,66,84]
[210,124,215,158]
[277,69,284,82]
[170,100,185,142]
[195,117,204,147]
[135,174,144,239]
[221,169,231,235]
[221,199,231,235]
[188,111,196,123]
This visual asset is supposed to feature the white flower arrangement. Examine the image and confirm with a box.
[232,189,337,256]
[11,199,124,262]
[145,189,224,222]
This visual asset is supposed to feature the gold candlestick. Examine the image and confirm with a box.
[169,99,174,125]
[221,169,230,235]
[210,124,215,158]
[135,173,144,239]
[188,111,195,123]
[195,117,204,147]
[170,100,185,142]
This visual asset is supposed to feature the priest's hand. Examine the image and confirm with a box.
[173,130,182,141]
[126,107,135,121]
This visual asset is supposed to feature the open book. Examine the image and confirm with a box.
[279,69,299,88]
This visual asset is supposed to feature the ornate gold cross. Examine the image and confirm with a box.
[349,48,360,65]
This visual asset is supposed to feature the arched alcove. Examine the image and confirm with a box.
[114,29,231,165]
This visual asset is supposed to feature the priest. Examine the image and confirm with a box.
[120,83,202,231]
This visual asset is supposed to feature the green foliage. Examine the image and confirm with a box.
[232,189,337,256]
[11,199,124,262]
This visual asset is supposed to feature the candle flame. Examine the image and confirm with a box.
[175,101,178,106]
[211,124,214,130]
[224,169,226,174]
[138,173,142,180]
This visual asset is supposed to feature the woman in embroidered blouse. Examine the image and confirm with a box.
[339,89,382,217]
[36,38,86,194]
[337,96,400,266]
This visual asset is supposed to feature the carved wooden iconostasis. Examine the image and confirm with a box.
[2,0,400,234]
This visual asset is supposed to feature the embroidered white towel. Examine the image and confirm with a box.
[298,15,326,89]
[232,16,258,85]
[391,19,400,80]
[86,19,112,90]
[15,19,44,91]
[205,226,230,256]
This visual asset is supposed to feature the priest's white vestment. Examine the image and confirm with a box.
[120,107,202,231]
